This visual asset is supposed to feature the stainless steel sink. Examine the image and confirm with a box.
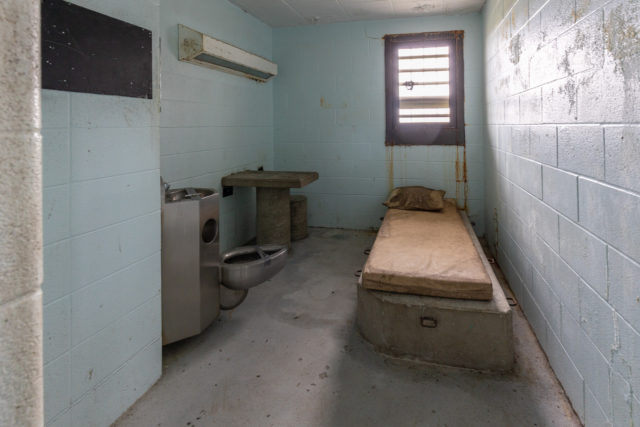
[165,187,214,203]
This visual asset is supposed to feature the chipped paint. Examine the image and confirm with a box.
[604,2,640,121]
[509,33,522,65]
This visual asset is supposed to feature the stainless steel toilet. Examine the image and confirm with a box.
[161,182,287,345]
[220,245,287,290]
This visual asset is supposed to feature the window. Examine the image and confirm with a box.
[384,31,465,146]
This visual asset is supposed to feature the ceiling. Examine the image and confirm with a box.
[227,0,486,27]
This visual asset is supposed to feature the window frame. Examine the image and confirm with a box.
[384,31,465,146]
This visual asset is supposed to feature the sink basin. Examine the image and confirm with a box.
[165,187,214,203]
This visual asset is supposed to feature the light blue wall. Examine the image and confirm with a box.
[159,0,274,251]
[483,0,640,424]
[41,1,162,426]
[273,14,485,234]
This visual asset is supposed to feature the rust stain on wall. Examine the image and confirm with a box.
[320,97,332,109]
[455,145,468,211]
[493,207,499,256]
[386,146,394,194]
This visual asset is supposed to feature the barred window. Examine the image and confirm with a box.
[384,31,465,146]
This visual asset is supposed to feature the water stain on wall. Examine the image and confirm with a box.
[455,144,468,211]
[604,2,640,121]
[386,145,394,194]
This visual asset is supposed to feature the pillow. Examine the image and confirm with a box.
[383,186,446,211]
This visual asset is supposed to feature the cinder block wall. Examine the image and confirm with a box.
[483,0,640,424]
[273,14,486,234]
[159,0,274,252]
[41,1,162,425]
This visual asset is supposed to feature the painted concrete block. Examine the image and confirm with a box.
[532,269,562,334]
[44,353,71,423]
[71,93,154,129]
[530,41,565,88]
[542,166,578,221]
[532,195,560,252]
[542,77,579,123]
[71,127,158,181]
[545,328,585,421]
[604,126,640,194]
[554,11,604,76]
[71,254,160,346]
[577,65,639,124]
[561,310,612,418]
[519,88,542,124]
[608,248,640,333]
[529,125,557,166]
[540,0,576,42]
[70,212,160,290]
[558,217,606,296]
[612,315,640,398]
[510,182,535,226]
[541,243,581,321]
[611,370,633,427]
[47,410,70,427]
[43,185,70,245]
[521,286,548,346]
[580,282,615,360]
[70,295,160,401]
[42,129,70,188]
[41,90,69,129]
[509,0,529,33]
[506,153,542,198]
[585,386,611,427]
[578,178,640,264]
[70,339,161,427]
[504,96,520,124]
[42,240,71,305]
[576,0,611,19]
[510,126,530,156]
[558,126,604,180]
[43,297,71,364]
[70,170,160,235]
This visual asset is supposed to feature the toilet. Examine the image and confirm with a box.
[161,183,287,344]
[220,245,288,290]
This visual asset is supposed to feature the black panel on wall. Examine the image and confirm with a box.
[41,0,152,99]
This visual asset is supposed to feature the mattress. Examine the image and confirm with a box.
[361,199,492,301]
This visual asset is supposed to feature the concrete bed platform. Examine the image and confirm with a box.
[357,206,513,372]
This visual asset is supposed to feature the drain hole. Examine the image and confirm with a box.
[202,219,218,243]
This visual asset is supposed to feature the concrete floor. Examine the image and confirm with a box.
[115,228,581,427]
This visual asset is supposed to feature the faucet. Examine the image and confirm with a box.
[161,176,170,193]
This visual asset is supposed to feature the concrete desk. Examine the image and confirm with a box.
[221,171,319,246]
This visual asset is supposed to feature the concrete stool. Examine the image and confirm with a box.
[290,195,308,241]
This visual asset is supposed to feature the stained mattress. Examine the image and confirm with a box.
[361,199,492,301]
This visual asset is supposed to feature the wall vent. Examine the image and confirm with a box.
[178,24,277,82]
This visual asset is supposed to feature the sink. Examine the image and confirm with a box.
[165,187,214,203]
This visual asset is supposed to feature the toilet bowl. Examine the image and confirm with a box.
[220,244,287,290]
